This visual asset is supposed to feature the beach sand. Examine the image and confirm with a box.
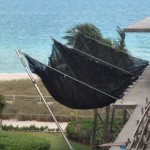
[0,73,39,81]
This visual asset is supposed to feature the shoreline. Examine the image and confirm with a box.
[0,73,39,81]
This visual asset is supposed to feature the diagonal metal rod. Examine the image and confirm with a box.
[97,110,113,140]
[16,49,74,150]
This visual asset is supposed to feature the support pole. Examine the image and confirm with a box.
[91,109,98,150]
[97,110,113,140]
[103,106,110,150]
[123,108,127,125]
[16,49,73,150]
[110,106,115,132]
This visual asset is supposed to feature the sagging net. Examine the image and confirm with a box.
[24,36,148,109]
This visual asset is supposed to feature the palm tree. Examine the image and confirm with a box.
[63,23,112,46]
[113,26,128,53]
[63,23,128,54]
[0,94,5,131]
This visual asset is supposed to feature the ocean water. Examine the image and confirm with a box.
[0,0,150,73]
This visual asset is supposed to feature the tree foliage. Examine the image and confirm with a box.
[113,26,128,53]
[63,23,128,53]
[63,23,112,46]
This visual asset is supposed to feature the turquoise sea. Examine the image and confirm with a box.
[0,0,150,73]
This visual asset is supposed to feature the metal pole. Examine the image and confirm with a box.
[110,106,115,133]
[91,109,98,150]
[122,108,127,125]
[103,106,110,149]
[16,49,73,150]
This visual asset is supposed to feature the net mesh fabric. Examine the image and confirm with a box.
[73,33,149,76]
[23,37,148,109]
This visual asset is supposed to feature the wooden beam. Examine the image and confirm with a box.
[99,142,127,147]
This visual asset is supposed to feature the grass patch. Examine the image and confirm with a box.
[31,132,91,150]
[3,100,95,121]
[0,132,51,150]
[0,132,90,150]
[0,80,49,95]
[3,98,128,122]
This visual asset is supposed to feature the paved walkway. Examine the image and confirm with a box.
[2,119,68,132]
[110,65,150,150]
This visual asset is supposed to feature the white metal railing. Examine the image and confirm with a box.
[126,100,150,150]
[3,113,93,121]
[3,95,94,121]
[5,95,53,102]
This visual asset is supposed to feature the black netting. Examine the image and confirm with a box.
[24,33,149,109]
[24,54,116,109]
[51,40,136,99]
[73,33,149,76]
[24,38,141,109]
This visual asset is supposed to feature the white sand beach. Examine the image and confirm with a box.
[0,73,39,81]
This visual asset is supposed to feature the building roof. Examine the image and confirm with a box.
[123,17,150,32]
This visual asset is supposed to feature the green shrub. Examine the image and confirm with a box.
[2,125,51,132]
[66,120,92,143]
[66,118,122,147]
[0,132,51,150]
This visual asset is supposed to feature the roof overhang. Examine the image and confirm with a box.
[123,17,150,32]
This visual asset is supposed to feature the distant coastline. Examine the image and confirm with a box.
[0,73,39,81]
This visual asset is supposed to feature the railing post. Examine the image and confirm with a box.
[146,97,149,105]
[141,107,144,115]
[123,108,127,125]
[13,95,15,102]
[110,106,115,132]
